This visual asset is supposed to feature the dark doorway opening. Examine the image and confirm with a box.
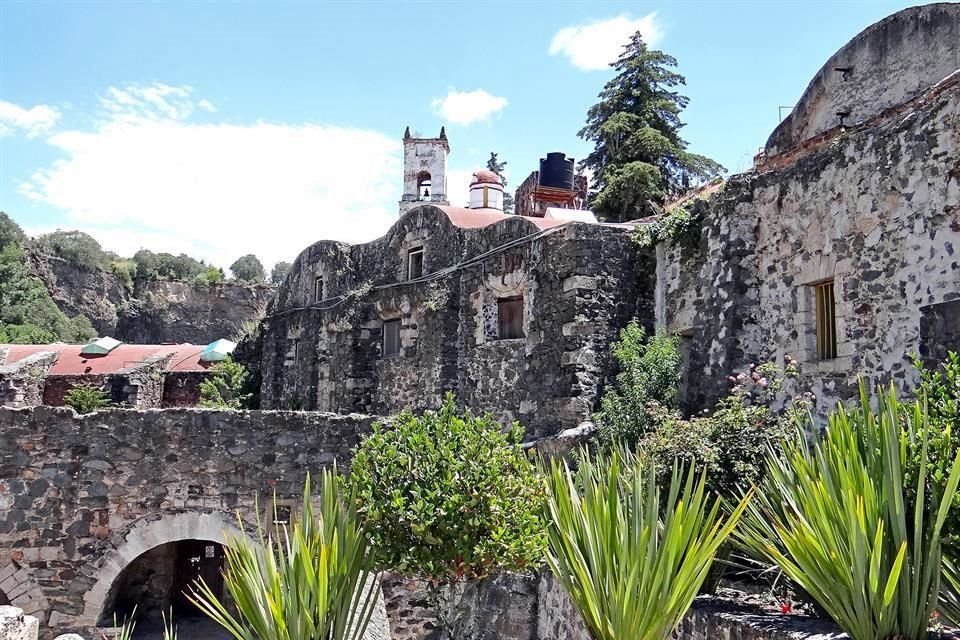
[0,588,10,606]
[99,539,227,628]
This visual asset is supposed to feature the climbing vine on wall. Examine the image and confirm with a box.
[633,205,704,250]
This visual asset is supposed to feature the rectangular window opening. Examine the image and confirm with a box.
[814,280,837,360]
[314,276,324,302]
[407,248,424,280]
[382,319,402,358]
[497,296,525,340]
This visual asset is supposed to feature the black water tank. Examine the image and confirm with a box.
[538,152,574,190]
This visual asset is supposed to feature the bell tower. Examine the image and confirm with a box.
[399,126,450,215]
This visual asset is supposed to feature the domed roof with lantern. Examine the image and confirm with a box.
[470,169,503,187]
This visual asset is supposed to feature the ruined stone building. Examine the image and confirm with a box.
[1,5,958,638]
[0,338,236,409]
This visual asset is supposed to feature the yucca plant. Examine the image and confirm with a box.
[162,608,178,640]
[189,468,380,640]
[102,607,136,640]
[942,556,960,625]
[544,448,751,640]
[737,383,960,640]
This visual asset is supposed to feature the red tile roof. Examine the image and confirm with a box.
[437,206,568,231]
[0,343,213,375]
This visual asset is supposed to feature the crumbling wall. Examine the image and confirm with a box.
[660,80,960,417]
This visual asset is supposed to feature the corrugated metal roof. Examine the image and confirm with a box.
[0,343,213,375]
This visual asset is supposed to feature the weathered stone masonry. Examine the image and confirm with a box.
[0,406,380,635]
[260,206,654,439]
[659,8,960,414]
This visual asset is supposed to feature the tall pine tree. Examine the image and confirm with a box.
[579,33,723,222]
[486,152,515,214]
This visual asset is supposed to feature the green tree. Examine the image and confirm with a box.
[486,152,514,214]
[132,249,161,280]
[194,266,224,287]
[64,383,111,414]
[270,261,291,285]
[346,393,546,582]
[594,321,682,450]
[199,356,251,409]
[0,212,27,248]
[579,32,723,222]
[230,254,265,283]
[35,230,110,269]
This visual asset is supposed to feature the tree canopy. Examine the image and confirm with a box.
[230,254,266,283]
[486,152,515,214]
[579,32,723,222]
[270,261,291,285]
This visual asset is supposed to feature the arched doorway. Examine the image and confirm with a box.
[98,539,226,627]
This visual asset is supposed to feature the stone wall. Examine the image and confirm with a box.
[659,75,960,416]
[261,206,654,438]
[765,3,960,154]
[0,406,380,635]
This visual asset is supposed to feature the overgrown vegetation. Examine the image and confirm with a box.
[346,393,546,582]
[633,205,702,249]
[737,382,960,640]
[486,152,514,213]
[190,470,380,640]
[579,33,723,222]
[64,383,112,414]
[545,448,750,640]
[0,213,97,344]
[199,356,252,409]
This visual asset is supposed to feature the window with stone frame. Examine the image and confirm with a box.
[814,279,838,360]
[314,276,324,303]
[407,247,424,280]
[382,319,402,358]
[497,296,525,340]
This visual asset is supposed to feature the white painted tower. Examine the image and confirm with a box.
[468,169,505,211]
[399,126,449,215]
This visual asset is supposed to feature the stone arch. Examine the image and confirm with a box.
[0,556,51,623]
[77,511,248,628]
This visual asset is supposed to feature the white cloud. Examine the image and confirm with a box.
[549,13,663,71]
[431,89,508,125]
[0,100,61,137]
[18,83,401,268]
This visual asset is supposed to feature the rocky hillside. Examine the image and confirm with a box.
[27,249,274,344]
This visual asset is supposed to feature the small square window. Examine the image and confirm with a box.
[497,297,525,340]
[287,338,300,362]
[314,277,324,302]
[382,319,402,358]
[408,248,424,280]
[814,280,837,360]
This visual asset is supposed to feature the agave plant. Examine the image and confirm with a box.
[162,608,177,640]
[544,448,751,640]
[737,383,960,640]
[189,468,380,640]
[102,607,136,640]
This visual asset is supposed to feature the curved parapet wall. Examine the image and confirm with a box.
[766,3,960,155]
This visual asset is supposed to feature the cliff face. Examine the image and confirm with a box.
[117,279,273,344]
[27,250,274,344]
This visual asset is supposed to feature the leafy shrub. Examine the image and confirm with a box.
[194,266,224,287]
[0,212,26,248]
[132,249,207,282]
[346,393,546,581]
[594,321,681,450]
[737,382,960,640]
[199,357,251,409]
[634,205,703,249]
[64,383,111,414]
[544,447,750,640]
[190,470,380,640]
[230,254,265,283]
[110,260,137,293]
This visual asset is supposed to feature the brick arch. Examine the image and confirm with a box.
[77,511,249,627]
[0,556,51,624]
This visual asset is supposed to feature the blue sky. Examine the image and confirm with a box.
[0,0,924,268]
